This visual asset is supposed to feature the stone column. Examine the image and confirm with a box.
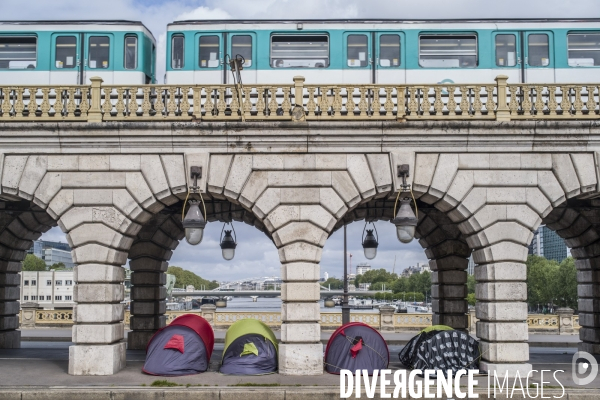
[279,243,322,375]
[200,304,216,326]
[0,259,21,348]
[575,256,600,355]
[68,217,134,376]
[127,214,181,350]
[0,210,51,348]
[473,236,531,377]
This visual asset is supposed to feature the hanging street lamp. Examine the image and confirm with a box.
[181,166,207,245]
[391,164,419,244]
[362,221,379,260]
[220,222,237,261]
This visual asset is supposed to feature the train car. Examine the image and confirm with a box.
[0,20,156,85]
[165,19,600,85]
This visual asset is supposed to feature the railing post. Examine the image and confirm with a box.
[88,76,103,123]
[20,302,38,328]
[200,303,216,327]
[495,75,511,122]
[292,76,306,121]
[379,305,396,332]
[557,307,575,335]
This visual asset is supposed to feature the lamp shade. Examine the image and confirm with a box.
[182,200,206,245]
[220,230,237,261]
[392,198,418,244]
[362,229,378,260]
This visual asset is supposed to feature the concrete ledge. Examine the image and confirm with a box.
[0,387,598,400]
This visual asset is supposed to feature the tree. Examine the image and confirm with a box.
[22,254,46,271]
[322,277,344,290]
[166,266,219,290]
[354,268,398,287]
[49,262,66,270]
[467,293,476,307]
[554,257,577,309]
[467,274,476,294]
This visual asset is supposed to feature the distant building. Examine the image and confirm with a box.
[27,240,75,269]
[323,271,329,281]
[401,262,430,277]
[356,263,371,275]
[20,270,74,309]
[528,225,568,263]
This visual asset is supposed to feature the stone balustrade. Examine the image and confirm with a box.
[1,76,598,122]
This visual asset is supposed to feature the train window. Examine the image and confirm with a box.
[55,36,77,69]
[232,35,252,67]
[379,34,400,67]
[495,34,517,67]
[0,36,37,69]
[568,33,600,67]
[419,35,477,68]
[270,35,329,68]
[199,35,220,68]
[124,35,137,70]
[347,35,368,67]
[527,34,549,67]
[89,36,110,69]
[171,35,184,69]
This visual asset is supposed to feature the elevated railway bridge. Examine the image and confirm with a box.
[0,76,599,377]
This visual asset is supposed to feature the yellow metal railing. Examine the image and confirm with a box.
[20,309,582,332]
[1,76,598,122]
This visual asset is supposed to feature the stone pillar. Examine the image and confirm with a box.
[200,304,216,325]
[0,259,22,348]
[473,238,531,377]
[279,244,322,375]
[20,302,39,329]
[379,305,396,332]
[468,308,477,334]
[575,256,600,355]
[127,214,181,350]
[68,220,133,376]
[557,308,575,335]
[0,210,51,348]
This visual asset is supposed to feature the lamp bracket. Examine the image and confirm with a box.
[190,166,202,192]
[397,164,410,190]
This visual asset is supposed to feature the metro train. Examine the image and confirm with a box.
[166,19,600,85]
[0,21,156,85]
[1,19,599,86]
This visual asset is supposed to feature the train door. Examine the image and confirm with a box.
[226,33,256,84]
[194,32,224,84]
[50,33,82,85]
[375,32,405,84]
[523,31,555,83]
[492,32,522,83]
[342,32,373,83]
[83,33,114,84]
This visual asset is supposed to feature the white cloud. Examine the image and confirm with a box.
[174,6,232,21]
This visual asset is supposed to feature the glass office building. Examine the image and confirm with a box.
[528,225,568,263]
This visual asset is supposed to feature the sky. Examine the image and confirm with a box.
[6,0,592,281]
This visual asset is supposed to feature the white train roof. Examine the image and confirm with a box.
[0,20,155,43]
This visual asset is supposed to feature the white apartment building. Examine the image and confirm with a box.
[20,270,75,309]
[356,263,371,275]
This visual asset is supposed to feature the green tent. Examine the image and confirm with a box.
[220,319,278,375]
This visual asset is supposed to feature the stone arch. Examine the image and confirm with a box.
[0,153,190,375]
[410,151,599,376]
[126,197,270,349]
[335,197,472,331]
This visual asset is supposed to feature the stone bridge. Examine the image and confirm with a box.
[0,77,599,376]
